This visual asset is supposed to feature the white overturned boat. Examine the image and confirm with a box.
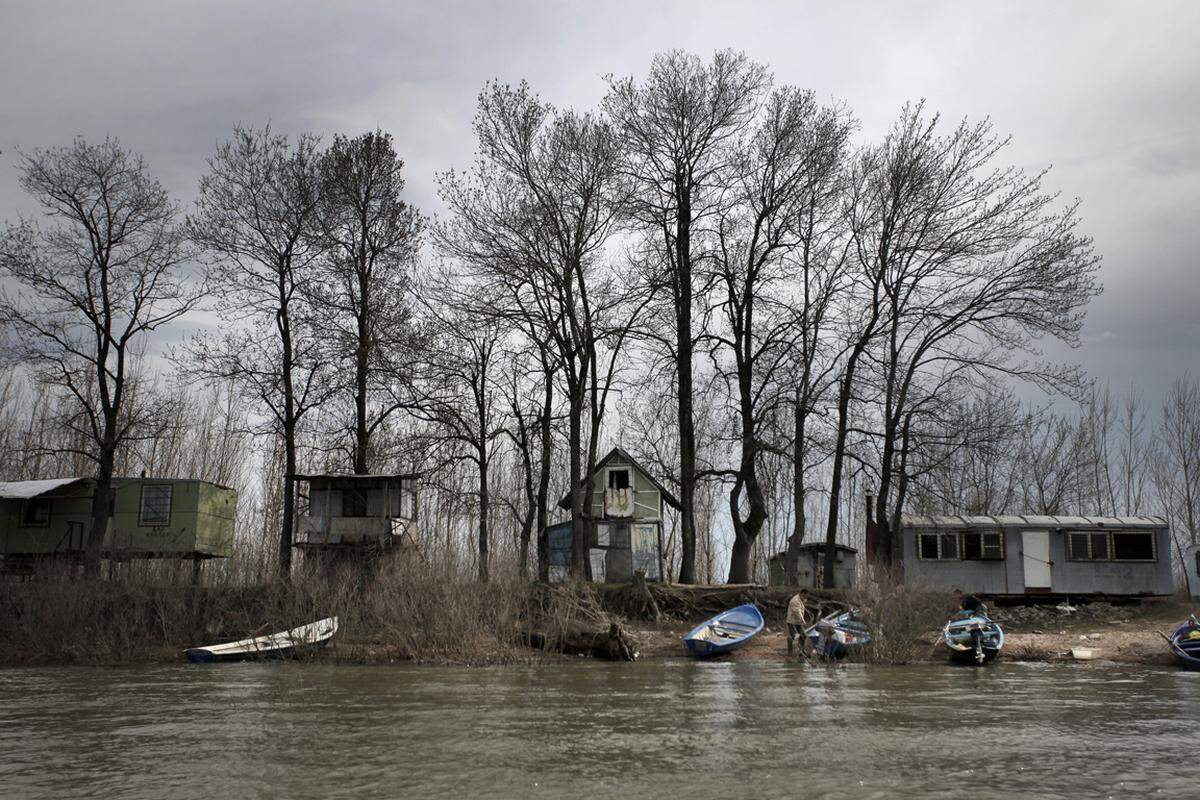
[184,617,338,663]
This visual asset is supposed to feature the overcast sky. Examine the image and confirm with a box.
[2,1,1198,406]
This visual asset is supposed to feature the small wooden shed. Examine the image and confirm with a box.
[769,543,858,589]
[545,447,679,583]
[291,473,419,552]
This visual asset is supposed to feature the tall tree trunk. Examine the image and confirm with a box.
[281,426,296,579]
[535,376,553,582]
[278,299,296,581]
[784,386,807,584]
[568,383,587,578]
[675,193,697,584]
[726,349,768,584]
[478,445,490,583]
[353,283,370,474]
[84,438,116,578]
[823,351,864,589]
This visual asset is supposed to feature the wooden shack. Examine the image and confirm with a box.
[0,477,236,574]
[544,447,679,583]
[291,473,419,553]
[768,543,858,589]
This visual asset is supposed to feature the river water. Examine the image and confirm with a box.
[1,660,1197,799]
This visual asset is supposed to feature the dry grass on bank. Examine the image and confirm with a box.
[847,567,957,664]
[0,556,553,666]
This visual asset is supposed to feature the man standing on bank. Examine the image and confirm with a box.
[787,588,810,657]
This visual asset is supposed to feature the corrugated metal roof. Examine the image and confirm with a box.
[900,514,1167,529]
[0,478,89,499]
[291,473,421,481]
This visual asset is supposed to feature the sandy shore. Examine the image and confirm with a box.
[627,600,1192,666]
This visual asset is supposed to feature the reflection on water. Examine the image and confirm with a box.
[1,660,1198,799]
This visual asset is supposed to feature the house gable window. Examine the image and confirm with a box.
[607,468,630,490]
[20,497,51,527]
[139,485,173,526]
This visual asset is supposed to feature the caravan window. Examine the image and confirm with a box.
[1067,530,1155,561]
[918,533,939,559]
[939,533,959,560]
[918,532,961,560]
[607,468,630,490]
[963,531,1004,560]
[1067,532,1091,560]
[139,485,173,526]
[1111,531,1155,561]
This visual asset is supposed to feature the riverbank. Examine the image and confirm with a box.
[624,601,1190,666]
[1,572,1192,667]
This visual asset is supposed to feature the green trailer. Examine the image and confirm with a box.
[0,477,236,561]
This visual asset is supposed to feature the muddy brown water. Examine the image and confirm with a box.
[1,660,1198,799]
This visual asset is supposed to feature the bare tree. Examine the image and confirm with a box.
[186,126,333,579]
[0,138,200,576]
[313,130,423,473]
[707,88,852,583]
[605,50,770,584]
[438,81,641,578]
[1156,375,1200,546]
[828,104,1100,583]
[407,268,507,582]
[498,340,559,579]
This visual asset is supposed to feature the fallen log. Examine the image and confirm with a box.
[525,621,638,661]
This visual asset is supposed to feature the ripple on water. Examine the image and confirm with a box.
[0,661,1197,799]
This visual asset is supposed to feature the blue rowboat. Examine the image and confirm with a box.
[806,610,872,659]
[184,617,339,663]
[1168,616,1200,671]
[943,610,1004,665]
[683,603,764,658]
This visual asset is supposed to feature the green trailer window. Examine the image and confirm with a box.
[139,485,173,526]
[20,497,51,527]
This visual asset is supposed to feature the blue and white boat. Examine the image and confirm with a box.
[185,617,339,663]
[806,610,872,659]
[943,610,1003,665]
[1168,615,1200,671]
[682,603,764,658]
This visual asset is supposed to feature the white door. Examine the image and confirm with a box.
[1022,530,1052,592]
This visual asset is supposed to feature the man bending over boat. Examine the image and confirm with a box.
[960,591,986,615]
[787,589,810,657]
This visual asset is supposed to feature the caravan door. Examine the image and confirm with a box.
[1022,530,1052,593]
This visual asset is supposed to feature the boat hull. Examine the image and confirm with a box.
[943,613,1003,666]
[1169,619,1200,671]
[806,611,872,660]
[682,603,764,658]
[184,617,339,664]
[184,637,334,663]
